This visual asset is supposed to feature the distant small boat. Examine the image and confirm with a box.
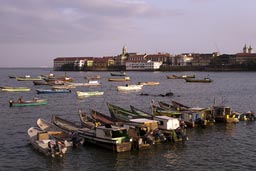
[185,78,212,83]
[117,84,143,91]
[67,80,101,87]
[16,75,42,81]
[110,72,126,76]
[0,86,31,92]
[36,89,71,94]
[9,98,47,107]
[76,91,104,97]
[137,82,160,86]
[84,75,101,80]
[108,76,131,82]
[167,74,195,79]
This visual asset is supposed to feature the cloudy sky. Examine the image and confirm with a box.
[1,0,256,67]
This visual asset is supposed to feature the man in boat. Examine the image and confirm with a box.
[18,96,24,103]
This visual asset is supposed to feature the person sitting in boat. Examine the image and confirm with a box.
[18,96,23,103]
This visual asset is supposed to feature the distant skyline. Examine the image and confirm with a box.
[1,0,256,67]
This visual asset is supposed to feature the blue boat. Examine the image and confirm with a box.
[36,88,71,94]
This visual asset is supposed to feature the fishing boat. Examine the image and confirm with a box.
[9,98,47,107]
[52,115,132,152]
[137,82,160,86]
[90,109,121,126]
[153,116,188,142]
[211,105,239,123]
[33,80,49,85]
[185,77,213,83]
[84,75,101,80]
[36,88,71,94]
[76,91,104,98]
[161,100,215,126]
[124,118,164,150]
[107,103,140,122]
[108,76,131,82]
[16,75,42,81]
[130,105,153,119]
[151,104,182,118]
[0,86,31,92]
[117,84,143,91]
[52,115,84,132]
[67,80,101,87]
[110,72,126,76]
[27,127,67,157]
[166,74,195,79]
[79,112,97,129]
[37,118,83,147]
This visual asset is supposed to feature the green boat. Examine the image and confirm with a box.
[0,86,31,92]
[9,99,47,107]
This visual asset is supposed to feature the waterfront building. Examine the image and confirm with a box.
[125,54,162,70]
[236,45,256,64]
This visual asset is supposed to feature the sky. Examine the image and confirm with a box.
[1,0,256,67]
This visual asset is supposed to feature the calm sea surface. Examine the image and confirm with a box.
[1,68,256,171]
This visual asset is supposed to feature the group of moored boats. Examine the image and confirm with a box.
[27,98,255,157]
[27,101,191,157]
[5,71,255,157]
[166,74,213,83]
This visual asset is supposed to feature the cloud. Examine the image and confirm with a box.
[0,0,174,44]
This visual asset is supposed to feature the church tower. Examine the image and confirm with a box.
[243,44,248,53]
[248,45,253,53]
[122,45,127,56]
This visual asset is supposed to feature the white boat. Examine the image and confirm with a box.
[27,127,67,157]
[67,80,101,87]
[117,84,143,91]
[36,118,83,147]
[76,91,104,97]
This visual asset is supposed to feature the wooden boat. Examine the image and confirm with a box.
[16,75,42,81]
[117,84,143,91]
[52,115,84,132]
[0,86,31,92]
[211,105,239,123]
[76,91,104,98]
[8,75,16,79]
[9,98,47,107]
[27,127,67,157]
[185,77,212,83]
[108,76,131,82]
[78,125,132,152]
[37,118,83,147]
[181,110,208,128]
[107,103,140,122]
[90,109,121,125]
[151,104,182,118]
[137,82,160,86]
[124,118,164,150]
[33,80,49,85]
[52,115,132,152]
[238,111,256,121]
[36,88,71,94]
[79,112,96,129]
[130,105,153,119]
[84,75,101,80]
[67,80,101,87]
[110,72,126,76]
[153,116,188,142]
[171,100,191,111]
[166,74,195,79]
[43,74,73,83]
